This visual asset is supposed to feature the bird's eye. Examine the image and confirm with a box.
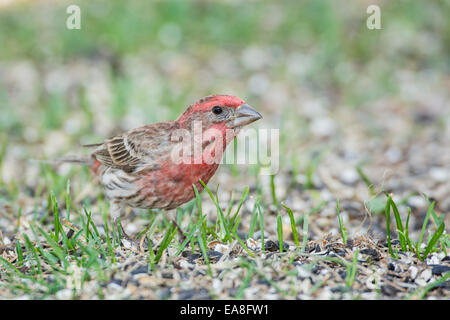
[212,106,223,115]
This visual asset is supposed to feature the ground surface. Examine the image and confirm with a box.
[0,0,449,299]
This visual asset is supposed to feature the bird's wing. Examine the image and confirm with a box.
[90,121,179,173]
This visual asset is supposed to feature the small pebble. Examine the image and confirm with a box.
[310,117,336,137]
[296,266,312,279]
[427,254,440,265]
[381,285,400,296]
[246,238,259,251]
[429,167,448,182]
[137,275,154,286]
[420,269,432,282]
[360,248,380,260]
[385,147,402,163]
[407,196,427,209]
[213,243,229,254]
[339,168,359,185]
[55,288,72,300]
[408,266,418,279]
[131,265,148,275]
[265,240,279,252]
[431,265,450,275]
[207,250,223,260]
[158,288,171,299]
[107,282,123,291]
[212,278,222,294]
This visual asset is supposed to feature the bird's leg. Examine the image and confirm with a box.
[110,202,130,242]
[111,202,148,251]
[167,208,186,242]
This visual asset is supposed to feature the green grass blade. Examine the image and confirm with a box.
[231,212,242,235]
[282,203,299,247]
[23,234,42,276]
[336,199,348,245]
[35,224,67,269]
[50,191,60,242]
[65,179,71,222]
[356,166,375,196]
[199,179,232,242]
[405,208,414,252]
[277,213,283,253]
[422,222,445,261]
[258,203,265,252]
[248,200,259,239]
[197,233,212,277]
[15,241,24,264]
[155,225,177,264]
[388,196,406,251]
[0,257,30,279]
[192,183,202,217]
[417,201,435,256]
[384,198,395,258]
[176,215,206,256]
[230,186,249,225]
[232,229,254,256]
[424,195,444,226]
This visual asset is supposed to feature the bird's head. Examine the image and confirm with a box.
[177,95,262,132]
[174,95,262,165]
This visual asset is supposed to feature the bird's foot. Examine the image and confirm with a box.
[171,219,187,243]
[118,221,148,252]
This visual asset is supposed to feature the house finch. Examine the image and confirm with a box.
[62,95,262,241]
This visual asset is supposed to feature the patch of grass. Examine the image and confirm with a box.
[385,193,407,252]
[384,193,446,261]
[422,222,445,261]
[229,186,249,227]
[199,180,233,243]
[0,189,131,297]
[155,224,178,264]
[197,232,212,277]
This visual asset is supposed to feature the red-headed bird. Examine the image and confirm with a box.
[62,95,262,242]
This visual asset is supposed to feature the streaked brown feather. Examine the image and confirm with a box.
[90,121,179,173]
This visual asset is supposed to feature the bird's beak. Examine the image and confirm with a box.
[229,104,263,128]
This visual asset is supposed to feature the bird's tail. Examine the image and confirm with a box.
[38,156,95,166]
